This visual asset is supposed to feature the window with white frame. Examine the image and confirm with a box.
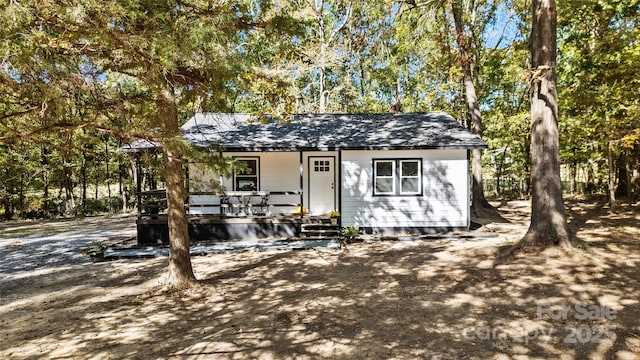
[400,160,421,194]
[373,159,422,196]
[374,160,395,195]
[234,158,259,191]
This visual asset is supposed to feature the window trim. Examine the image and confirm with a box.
[233,157,260,191]
[399,159,422,195]
[373,158,423,197]
[373,160,396,195]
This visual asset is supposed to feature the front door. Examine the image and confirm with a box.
[308,157,335,215]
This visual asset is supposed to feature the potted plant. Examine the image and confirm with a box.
[328,210,340,225]
[83,241,110,262]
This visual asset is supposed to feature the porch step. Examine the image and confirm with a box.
[300,223,340,238]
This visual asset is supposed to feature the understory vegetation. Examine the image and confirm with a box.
[1,0,638,220]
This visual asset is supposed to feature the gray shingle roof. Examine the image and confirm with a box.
[121,139,162,153]
[181,112,487,151]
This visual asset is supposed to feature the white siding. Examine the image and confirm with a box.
[255,152,300,192]
[341,149,469,229]
[188,152,302,215]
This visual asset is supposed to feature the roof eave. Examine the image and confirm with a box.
[213,144,488,152]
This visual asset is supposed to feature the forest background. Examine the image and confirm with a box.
[1,0,638,220]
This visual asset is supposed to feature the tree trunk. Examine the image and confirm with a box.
[313,0,328,113]
[518,0,572,249]
[120,160,128,212]
[62,142,76,216]
[631,166,640,203]
[2,190,12,220]
[105,136,111,198]
[94,164,99,200]
[608,140,616,209]
[41,145,50,216]
[495,148,508,197]
[129,155,140,214]
[158,86,196,288]
[570,147,577,194]
[19,174,24,215]
[62,163,76,216]
[81,151,87,211]
[451,0,491,215]
[615,158,628,198]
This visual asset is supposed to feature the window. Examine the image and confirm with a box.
[314,160,330,172]
[373,159,422,196]
[400,160,421,194]
[234,158,259,191]
[374,160,395,195]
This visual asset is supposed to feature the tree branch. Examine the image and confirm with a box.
[327,3,353,47]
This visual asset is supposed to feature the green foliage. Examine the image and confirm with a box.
[82,241,110,257]
[130,296,144,305]
[340,225,360,243]
[1,0,638,213]
[556,0,640,194]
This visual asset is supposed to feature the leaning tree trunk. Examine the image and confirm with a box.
[518,0,572,249]
[451,0,491,215]
[159,86,196,287]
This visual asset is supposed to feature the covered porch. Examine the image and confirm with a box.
[133,147,341,245]
[136,189,338,245]
[124,136,342,245]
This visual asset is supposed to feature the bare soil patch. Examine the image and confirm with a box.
[1,200,639,359]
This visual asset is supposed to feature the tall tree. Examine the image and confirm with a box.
[450,0,491,215]
[518,0,572,250]
[308,0,352,113]
[86,1,253,286]
[1,1,288,287]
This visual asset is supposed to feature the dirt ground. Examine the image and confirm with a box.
[1,200,639,359]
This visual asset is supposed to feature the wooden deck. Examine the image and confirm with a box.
[137,214,339,245]
[136,189,337,245]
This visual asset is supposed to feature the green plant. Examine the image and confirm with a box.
[82,241,110,257]
[340,225,360,243]
[328,210,340,218]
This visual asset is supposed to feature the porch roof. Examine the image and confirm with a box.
[182,112,487,151]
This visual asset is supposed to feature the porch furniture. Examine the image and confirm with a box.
[221,191,270,216]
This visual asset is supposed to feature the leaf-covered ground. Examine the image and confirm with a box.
[1,200,639,359]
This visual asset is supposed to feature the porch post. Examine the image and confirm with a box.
[299,151,304,219]
[337,149,342,224]
[136,154,142,218]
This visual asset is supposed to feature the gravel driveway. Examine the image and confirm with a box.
[0,215,136,293]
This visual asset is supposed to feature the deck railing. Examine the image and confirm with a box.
[138,189,303,218]
[138,189,168,217]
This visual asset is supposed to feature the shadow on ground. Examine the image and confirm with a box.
[1,201,638,359]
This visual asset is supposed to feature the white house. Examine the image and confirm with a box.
[145,112,486,243]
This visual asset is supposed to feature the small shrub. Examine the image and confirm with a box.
[340,225,360,243]
[131,296,144,305]
[79,198,108,216]
[82,241,110,257]
[104,196,123,213]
